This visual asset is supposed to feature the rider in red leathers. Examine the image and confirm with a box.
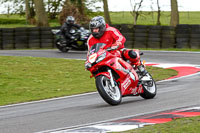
[87,16,146,75]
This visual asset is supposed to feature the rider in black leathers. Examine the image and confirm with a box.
[60,16,81,41]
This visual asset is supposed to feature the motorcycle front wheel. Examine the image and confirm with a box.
[96,75,122,105]
[55,41,69,53]
[140,72,157,99]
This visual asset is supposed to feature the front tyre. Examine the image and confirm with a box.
[140,73,157,99]
[56,43,69,52]
[55,39,70,53]
[96,75,122,105]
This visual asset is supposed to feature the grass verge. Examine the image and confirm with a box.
[0,56,177,106]
[122,115,200,133]
[139,48,200,52]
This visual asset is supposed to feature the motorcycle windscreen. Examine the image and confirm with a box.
[88,43,106,56]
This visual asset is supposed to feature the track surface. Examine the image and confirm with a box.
[0,49,199,133]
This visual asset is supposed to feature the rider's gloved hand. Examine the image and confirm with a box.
[111,42,121,50]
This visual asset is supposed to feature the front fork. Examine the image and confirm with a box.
[108,69,115,88]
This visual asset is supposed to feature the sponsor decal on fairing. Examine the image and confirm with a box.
[121,77,131,90]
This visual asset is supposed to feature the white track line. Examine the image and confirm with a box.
[37,105,200,133]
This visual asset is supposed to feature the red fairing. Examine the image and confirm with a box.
[95,72,111,79]
[87,24,126,50]
[116,59,139,95]
[86,45,143,96]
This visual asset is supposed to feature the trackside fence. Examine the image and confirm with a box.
[0,24,199,50]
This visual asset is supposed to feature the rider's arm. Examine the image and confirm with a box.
[60,23,73,39]
[65,31,73,39]
[73,23,81,29]
[109,27,126,50]
[60,24,66,36]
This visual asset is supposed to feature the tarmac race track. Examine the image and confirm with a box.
[0,49,199,133]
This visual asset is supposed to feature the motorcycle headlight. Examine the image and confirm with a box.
[88,53,97,63]
[96,52,106,63]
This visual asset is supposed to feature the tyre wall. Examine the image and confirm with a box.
[2,28,15,49]
[133,25,148,48]
[0,24,199,49]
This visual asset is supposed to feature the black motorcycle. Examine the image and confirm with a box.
[52,27,90,52]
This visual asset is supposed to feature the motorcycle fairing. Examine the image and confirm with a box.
[95,72,111,79]
[107,58,140,95]
[87,43,143,97]
[90,56,140,96]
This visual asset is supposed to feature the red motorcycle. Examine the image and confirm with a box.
[85,43,157,105]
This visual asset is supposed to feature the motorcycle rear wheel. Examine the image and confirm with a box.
[140,73,157,99]
[96,75,122,105]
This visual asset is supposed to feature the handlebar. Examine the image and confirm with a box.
[106,47,144,56]
[106,47,116,51]
[106,45,119,51]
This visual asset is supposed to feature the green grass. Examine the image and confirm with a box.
[0,56,94,105]
[139,48,200,52]
[1,11,200,28]
[0,56,177,106]
[122,115,200,133]
[110,11,200,25]
[0,14,59,28]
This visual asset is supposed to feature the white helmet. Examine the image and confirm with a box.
[66,16,75,25]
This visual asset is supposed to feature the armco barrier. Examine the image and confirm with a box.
[28,27,41,48]
[2,28,15,49]
[40,27,54,48]
[190,25,200,49]
[121,24,134,48]
[176,24,190,48]
[15,28,29,49]
[161,26,175,48]
[133,25,148,48]
[0,24,200,49]
[147,26,162,48]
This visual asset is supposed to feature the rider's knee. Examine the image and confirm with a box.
[121,49,141,66]
[128,50,137,59]
[122,49,138,60]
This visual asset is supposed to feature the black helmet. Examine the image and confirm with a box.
[66,16,75,25]
[89,16,106,38]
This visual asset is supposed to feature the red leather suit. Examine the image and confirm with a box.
[87,24,140,66]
